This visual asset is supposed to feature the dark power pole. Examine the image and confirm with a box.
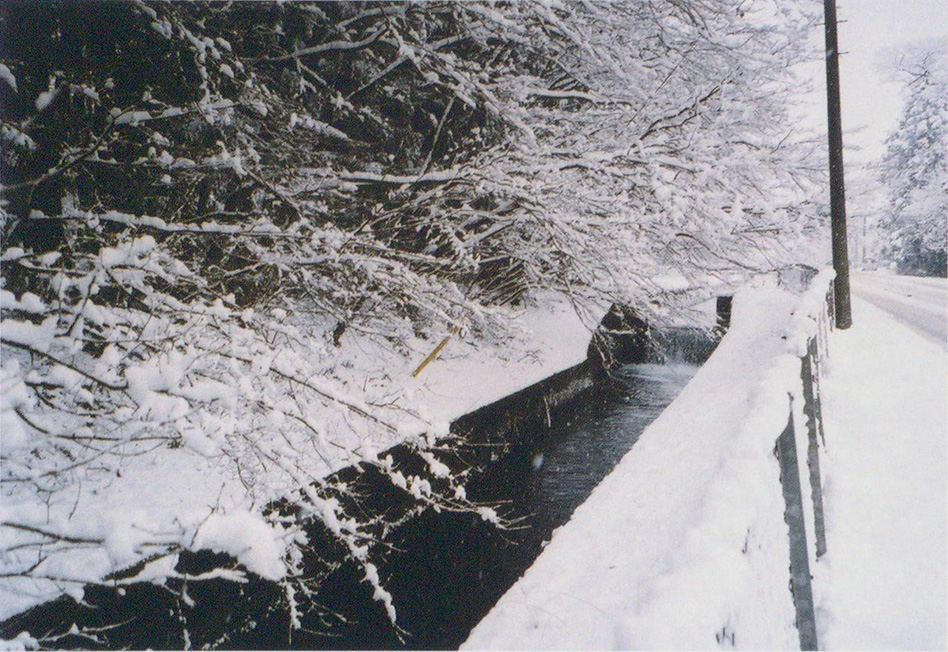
[824,0,852,328]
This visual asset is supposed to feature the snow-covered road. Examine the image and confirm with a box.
[817,296,947,649]
[851,272,947,347]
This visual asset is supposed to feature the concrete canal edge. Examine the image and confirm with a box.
[449,358,597,453]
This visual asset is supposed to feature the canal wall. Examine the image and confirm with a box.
[449,358,596,453]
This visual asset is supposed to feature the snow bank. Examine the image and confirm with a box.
[464,273,834,649]
[401,293,605,423]
[191,512,287,581]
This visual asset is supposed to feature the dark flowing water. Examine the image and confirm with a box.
[520,363,697,530]
[291,361,698,650]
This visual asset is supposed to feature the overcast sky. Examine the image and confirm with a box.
[813,0,948,165]
[788,1,946,258]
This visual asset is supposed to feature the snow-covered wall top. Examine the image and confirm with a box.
[463,272,834,650]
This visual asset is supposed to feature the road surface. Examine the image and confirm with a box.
[850,272,947,347]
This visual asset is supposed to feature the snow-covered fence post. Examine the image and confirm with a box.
[817,291,831,368]
[774,267,835,648]
[801,337,828,557]
[811,332,829,447]
[776,402,819,651]
[827,279,837,330]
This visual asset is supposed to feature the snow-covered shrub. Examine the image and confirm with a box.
[1,0,825,642]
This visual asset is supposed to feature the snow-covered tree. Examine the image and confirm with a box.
[877,46,948,276]
[1,1,823,644]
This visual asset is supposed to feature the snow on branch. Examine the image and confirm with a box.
[1,0,825,642]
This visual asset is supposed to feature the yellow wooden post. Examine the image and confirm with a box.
[412,326,460,377]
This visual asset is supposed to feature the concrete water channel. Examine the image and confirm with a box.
[272,333,712,650]
[0,330,715,650]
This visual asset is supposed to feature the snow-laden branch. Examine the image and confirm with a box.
[1,0,824,641]
[266,27,387,62]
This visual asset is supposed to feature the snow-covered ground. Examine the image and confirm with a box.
[400,294,606,424]
[464,276,947,650]
[816,295,947,649]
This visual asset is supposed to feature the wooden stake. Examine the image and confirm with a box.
[412,326,460,378]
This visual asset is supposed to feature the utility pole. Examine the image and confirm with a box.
[824,0,852,328]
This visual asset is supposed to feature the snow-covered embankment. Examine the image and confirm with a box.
[464,272,836,649]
